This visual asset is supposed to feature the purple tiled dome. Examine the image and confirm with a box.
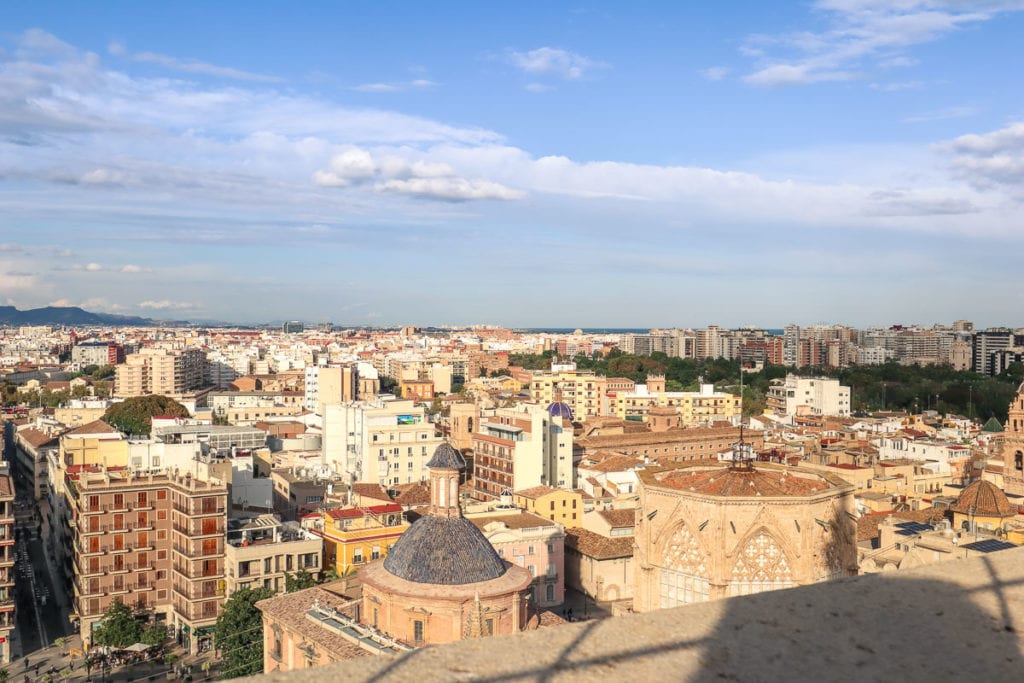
[546,401,574,421]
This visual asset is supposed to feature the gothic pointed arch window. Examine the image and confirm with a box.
[728,530,794,597]
[659,524,709,607]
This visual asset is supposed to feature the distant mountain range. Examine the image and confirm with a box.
[0,306,156,327]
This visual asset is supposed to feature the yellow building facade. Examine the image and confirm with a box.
[612,384,741,426]
[320,504,409,576]
[514,485,583,529]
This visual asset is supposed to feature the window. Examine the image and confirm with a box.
[528,545,534,555]
[264,558,272,573]
[528,565,536,576]
[413,620,424,643]
[546,584,555,602]
[1016,451,1023,471]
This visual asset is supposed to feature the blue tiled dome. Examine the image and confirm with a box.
[546,401,574,421]
[382,516,507,585]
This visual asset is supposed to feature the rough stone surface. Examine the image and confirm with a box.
[245,546,1024,682]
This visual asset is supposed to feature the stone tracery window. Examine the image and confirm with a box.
[660,524,709,607]
[728,530,794,597]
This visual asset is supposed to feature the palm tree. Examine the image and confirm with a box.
[54,637,69,656]
[0,667,11,683]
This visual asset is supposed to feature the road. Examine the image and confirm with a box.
[11,454,73,659]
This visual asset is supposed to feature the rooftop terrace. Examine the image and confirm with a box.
[244,545,1024,682]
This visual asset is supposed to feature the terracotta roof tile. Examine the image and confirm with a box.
[598,509,636,529]
[64,419,118,436]
[564,528,634,560]
[256,584,370,663]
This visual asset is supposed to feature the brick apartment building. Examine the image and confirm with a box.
[0,468,14,664]
[69,468,228,654]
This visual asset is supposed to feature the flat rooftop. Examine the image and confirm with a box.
[244,545,1024,682]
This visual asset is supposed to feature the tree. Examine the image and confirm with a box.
[54,636,68,655]
[91,598,142,648]
[214,587,274,679]
[0,668,9,683]
[102,395,189,436]
[141,623,167,646]
[285,570,316,593]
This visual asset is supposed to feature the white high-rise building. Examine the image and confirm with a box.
[322,399,442,485]
[766,374,851,417]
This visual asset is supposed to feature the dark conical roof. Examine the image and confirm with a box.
[426,442,465,470]
[381,516,507,585]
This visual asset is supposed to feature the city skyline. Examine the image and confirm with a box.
[2,2,1024,326]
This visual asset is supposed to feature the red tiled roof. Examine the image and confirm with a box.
[325,504,403,519]
[657,467,832,497]
[514,485,560,500]
[598,509,636,529]
[64,419,118,436]
[564,528,634,560]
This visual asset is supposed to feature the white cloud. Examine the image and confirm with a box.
[375,177,526,201]
[507,47,601,80]
[902,105,979,123]
[352,79,437,93]
[938,121,1024,191]
[313,147,524,201]
[700,66,730,81]
[109,41,282,82]
[85,262,103,272]
[138,299,193,310]
[741,1,1023,87]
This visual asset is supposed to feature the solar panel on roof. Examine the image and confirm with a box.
[962,539,1016,553]
[894,521,932,534]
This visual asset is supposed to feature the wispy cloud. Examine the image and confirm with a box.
[903,105,979,123]
[137,299,194,310]
[352,79,438,93]
[700,66,730,81]
[108,41,282,82]
[507,47,603,81]
[938,121,1024,192]
[741,1,1023,87]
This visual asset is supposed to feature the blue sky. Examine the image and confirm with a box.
[2,1,1023,327]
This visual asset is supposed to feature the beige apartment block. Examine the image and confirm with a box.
[115,347,206,397]
[70,469,228,654]
[224,515,322,596]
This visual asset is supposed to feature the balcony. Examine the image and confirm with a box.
[294,546,1024,683]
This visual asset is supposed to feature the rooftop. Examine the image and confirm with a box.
[252,546,1024,682]
[647,462,845,498]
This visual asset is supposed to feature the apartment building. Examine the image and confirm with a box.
[224,514,322,595]
[71,341,124,368]
[322,399,442,485]
[115,347,206,397]
[318,504,409,576]
[612,380,741,426]
[304,365,358,415]
[766,375,851,417]
[0,468,14,664]
[69,469,228,655]
[467,509,566,608]
[471,404,573,501]
[528,362,605,420]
